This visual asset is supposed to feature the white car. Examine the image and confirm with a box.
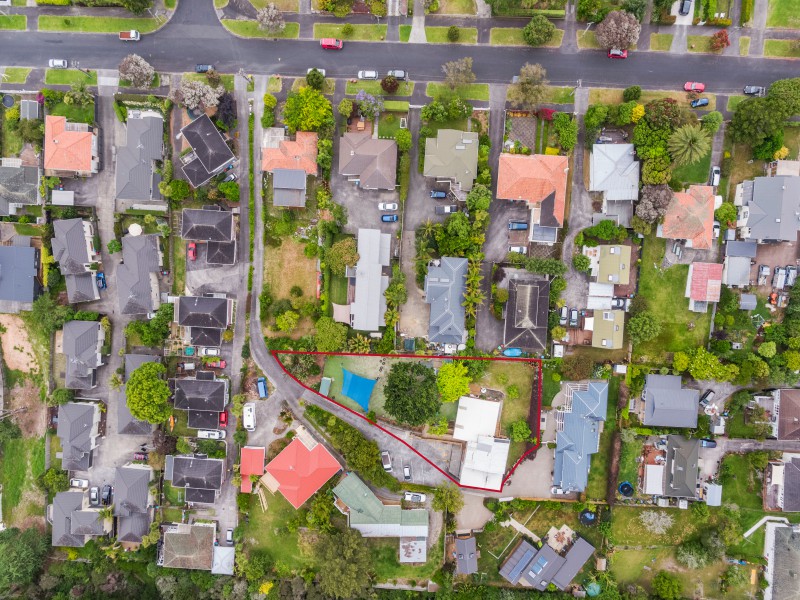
[403,491,427,503]
[197,429,226,440]
[378,202,398,211]
[48,59,68,69]
[243,402,256,431]
[200,347,220,356]
[70,478,89,489]
[358,70,379,80]
[307,67,326,77]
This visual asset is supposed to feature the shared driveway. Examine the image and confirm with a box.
[330,173,402,237]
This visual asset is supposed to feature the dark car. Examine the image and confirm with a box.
[430,190,448,199]
[607,48,628,59]
[568,309,579,328]
[195,64,214,73]
[101,484,113,506]
[691,98,709,108]
[700,438,717,448]
[743,85,766,96]
[679,0,691,15]
[381,214,398,223]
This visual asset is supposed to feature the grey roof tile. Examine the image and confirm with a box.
[114,466,151,517]
[643,375,698,428]
[424,257,467,345]
[118,234,161,315]
[338,133,398,190]
[180,115,234,187]
[115,114,163,201]
[62,320,102,389]
[181,209,234,242]
[176,296,230,329]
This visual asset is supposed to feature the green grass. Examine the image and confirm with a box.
[38,15,160,33]
[378,112,404,139]
[764,39,800,58]
[721,454,763,510]
[49,101,95,125]
[120,72,160,89]
[182,72,236,92]
[727,95,747,112]
[617,438,641,487]
[267,76,283,93]
[165,0,177,7]
[540,361,561,407]
[479,360,536,436]
[314,23,387,41]
[384,100,410,112]
[14,223,43,236]
[542,86,574,104]
[172,234,186,295]
[687,34,719,53]
[221,19,299,38]
[399,25,411,42]
[424,26,478,44]
[215,0,229,6]
[330,274,348,304]
[0,15,26,30]
[345,80,414,97]
[45,69,98,86]
[437,0,476,14]
[649,33,673,51]
[370,533,443,580]
[250,0,299,9]
[291,77,335,95]
[426,82,489,101]
[672,150,712,185]
[489,27,564,48]
[2,114,23,156]
[577,30,601,49]
[2,68,31,84]
[0,437,45,525]
[634,234,712,361]
[766,0,800,28]
[739,36,750,56]
[163,481,185,507]
[585,377,619,501]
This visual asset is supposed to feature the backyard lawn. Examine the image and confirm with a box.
[314,23,387,41]
[0,436,45,527]
[727,141,766,202]
[634,234,711,361]
[346,80,414,96]
[767,0,800,28]
[489,27,564,48]
[720,453,763,510]
[378,112,405,139]
[38,15,160,33]
[585,377,619,501]
[425,26,478,44]
[369,534,443,581]
[478,359,537,444]
[221,19,300,39]
[330,274,349,305]
[540,361,561,407]
[2,116,23,157]
[45,69,98,86]
[617,438,641,488]
[672,150,712,186]
[426,82,490,102]
[264,239,318,303]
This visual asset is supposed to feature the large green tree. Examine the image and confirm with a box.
[432,482,464,513]
[627,311,662,345]
[316,529,373,598]
[315,316,348,352]
[522,15,555,46]
[126,362,171,424]
[507,63,548,111]
[730,96,789,147]
[0,527,48,591]
[668,124,712,166]
[436,361,471,403]
[325,237,359,276]
[283,86,333,133]
[384,362,441,426]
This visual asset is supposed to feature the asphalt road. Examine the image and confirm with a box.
[0,0,794,93]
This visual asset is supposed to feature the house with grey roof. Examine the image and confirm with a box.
[125,353,160,381]
[766,457,800,512]
[348,228,391,332]
[49,490,109,547]
[164,455,224,504]
[172,373,229,429]
[423,129,479,193]
[272,168,307,207]
[116,388,153,435]
[115,111,163,203]
[769,524,800,600]
[552,381,609,494]
[56,402,100,471]
[723,240,757,288]
[455,536,478,575]
[503,277,549,352]
[181,208,234,242]
[642,374,698,428]
[589,144,640,227]
[52,219,101,304]
[118,233,162,315]
[175,295,233,347]
[736,176,800,243]
[0,159,40,216]
[62,320,104,389]
[114,465,153,544]
[180,114,235,187]
[500,537,595,590]
[424,257,468,345]
[338,132,398,190]
[0,241,41,313]
[664,435,699,498]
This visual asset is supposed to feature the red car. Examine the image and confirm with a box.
[187,242,197,261]
[206,359,227,369]
[320,38,343,50]
[607,48,628,59]
[219,410,228,427]
[684,82,706,93]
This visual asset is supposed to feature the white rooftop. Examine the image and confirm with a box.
[453,395,501,442]
[459,435,510,490]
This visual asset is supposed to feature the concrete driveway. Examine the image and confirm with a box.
[672,0,694,25]
[456,492,494,532]
[330,175,401,237]
[185,243,243,297]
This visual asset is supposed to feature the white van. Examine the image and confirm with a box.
[243,403,256,431]
[198,429,226,440]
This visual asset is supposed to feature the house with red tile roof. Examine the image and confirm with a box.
[239,446,265,493]
[685,262,723,313]
[263,426,341,509]
[261,130,318,176]
[497,154,569,245]
[658,185,716,250]
[44,115,98,178]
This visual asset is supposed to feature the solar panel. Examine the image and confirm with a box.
[506,548,535,582]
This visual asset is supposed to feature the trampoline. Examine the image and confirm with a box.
[618,481,634,497]
[341,368,377,412]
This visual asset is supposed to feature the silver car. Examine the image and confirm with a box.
[357,70,378,80]
[48,59,68,69]
[387,69,407,80]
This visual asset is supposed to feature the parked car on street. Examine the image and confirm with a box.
[89,486,100,506]
[101,484,113,506]
[381,214,399,222]
[404,492,427,503]
[198,429,226,440]
[357,70,378,80]
[195,64,214,73]
[684,81,706,92]
[200,347,221,356]
[568,309,579,327]
[49,59,68,69]
[430,190,448,199]
[119,30,140,41]
[320,38,343,50]
[691,98,710,108]
[70,478,89,489]
[387,69,407,80]
[378,202,398,211]
[607,48,627,59]
[403,465,411,481]
[381,451,392,472]
[307,67,326,77]
[743,85,766,96]
[187,242,197,261]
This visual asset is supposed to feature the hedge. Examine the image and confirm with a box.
[740,0,753,24]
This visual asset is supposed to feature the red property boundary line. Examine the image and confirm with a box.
[272,350,543,494]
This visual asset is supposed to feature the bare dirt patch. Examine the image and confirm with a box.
[13,486,45,530]
[0,314,39,373]
[7,379,46,438]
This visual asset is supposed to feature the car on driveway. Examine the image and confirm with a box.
[403,465,411,481]
[700,389,716,407]
[559,306,568,326]
[691,98,709,108]
[508,246,528,255]
[205,359,227,369]
[200,347,221,356]
[679,0,692,14]
[743,85,765,96]
[101,484,113,506]
[381,214,398,223]
[357,70,378,80]
[187,242,197,261]
[320,38,343,50]
[435,205,459,215]
[607,48,627,59]
[198,429,227,440]
[684,81,706,92]
[70,478,89,489]
[387,69,407,80]
[381,451,392,472]
[95,272,106,289]
[713,221,721,239]
[569,309,579,327]
[89,486,100,506]
[700,438,717,448]
[711,166,721,187]
[195,64,214,73]
[430,190,448,199]
[378,202,398,211]
[404,492,427,503]
[243,403,256,431]
[49,59,68,69]
[219,410,228,428]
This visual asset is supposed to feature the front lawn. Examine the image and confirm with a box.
[377,112,405,139]
[767,0,800,28]
[489,27,564,48]
[576,30,601,49]
[687,34,719,53]
[38,15,160,33]
[672,150,712,186]
[314,23,387,41]
[291,77,336,95]
[45,69,98,86]
[437,0,477,14]
[221,19,300,39]
[182,72,236,92]
[49,101,95,125]
[399,24,411,42]
[633,234,711,361]
[345,80,414,96]
[250,0,299,9]
[426,82,490,101]
[425,26,478,44]
[649,33,673,51]
[3,67,31,84]
[267,76,283,93]
[764,39,800,58]
[542,86,574,104]
[726,95,746,112]
[0,15,26,30]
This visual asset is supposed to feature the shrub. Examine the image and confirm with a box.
[263,93,278,109]
[381,75,399,94]
[447,25,460,41]
[709,29,730,52]
[522,15,556,46]
[341,23,354,37]
[740,0,753,23]
[623,85,641,101]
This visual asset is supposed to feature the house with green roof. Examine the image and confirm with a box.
[590,309,625,350]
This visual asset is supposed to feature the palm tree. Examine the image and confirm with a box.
[668,124,712,166]
[419,219,437,240]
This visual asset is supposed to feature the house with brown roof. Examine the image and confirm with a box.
[657,185,716,250]
[159,523,215,570]
[497,154,569,245]
[262,130,318,176]
[338,132,397,190]
[684,262,723,313]
[44,115,99,178]
[774,389,800,441]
